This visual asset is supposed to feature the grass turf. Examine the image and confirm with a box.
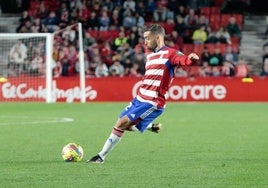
[0,102,267,188]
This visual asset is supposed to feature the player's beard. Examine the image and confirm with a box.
[147,40,158,52]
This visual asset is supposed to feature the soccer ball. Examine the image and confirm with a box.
[61,143,84,162]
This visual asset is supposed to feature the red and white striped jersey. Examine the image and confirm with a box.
[136,46,193,108]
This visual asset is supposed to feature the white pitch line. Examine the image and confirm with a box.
[0,116,74,125]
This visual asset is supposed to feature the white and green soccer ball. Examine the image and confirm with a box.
[61,143,84,162]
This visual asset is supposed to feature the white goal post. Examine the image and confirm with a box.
[0,23,86,103]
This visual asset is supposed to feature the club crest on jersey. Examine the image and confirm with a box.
[176,51,184,56]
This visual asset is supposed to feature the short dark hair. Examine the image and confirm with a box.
[143,24,165,36]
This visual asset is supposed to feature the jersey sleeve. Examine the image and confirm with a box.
[170,49,193,66]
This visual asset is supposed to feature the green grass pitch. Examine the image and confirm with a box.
[0,102,267,188]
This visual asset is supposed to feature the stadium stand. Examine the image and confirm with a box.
[1,0,253,78]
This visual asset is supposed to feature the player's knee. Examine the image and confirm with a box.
[115,116,132,130]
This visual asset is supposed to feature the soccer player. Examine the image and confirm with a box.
[87,24,199,163]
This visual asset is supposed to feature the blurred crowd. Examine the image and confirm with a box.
[10,0,264,78]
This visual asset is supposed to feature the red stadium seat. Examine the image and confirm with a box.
[30,1,40,10]
[98,30,119,41]
[182,44,194,55]
[205,44,215,54]
[200,7,211,16]
[233,14,243,28]
[160,22,175,35]
[210,7,221,14]
[220,14,232,27]
[209,14,221,30]
[230,36,240,44]
[215,43,227,54]
[209,14,221,23]
[193,44,204,57]
[88,30,99,39]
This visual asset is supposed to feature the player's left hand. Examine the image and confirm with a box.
[188,53,199,64]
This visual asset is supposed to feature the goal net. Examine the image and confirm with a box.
[0,23,85,103]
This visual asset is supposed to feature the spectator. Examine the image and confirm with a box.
[222,45,239,65]
[260,60,268,76]
[221,61,235,77]
[86,55,99,76]
[121,57,132,76]
[100,41,114,67]
[235,58,249,77]
[184,8,199,30]
[28,52,45,76]
[199,61,212,77]
[70,0,83,11]
[216,27,232,44]
[43,11,59,32]
[101,0,115,13]
[262,43,268,73]
[197,14,209,29]
[211,66,221,77]
[16,10,32,33]
[99,9,110,31]
[153,3,168,22]
[167,30,184,51]
[123,0,136,12]
[136,1,146,17]
[53,60,63,78]
[192,24,207,44]
[86,11,99,30]
[177,5,187,18]
[113,31,128,51]
[62,26,76,43]
[122,10,136,30]
[110,9,121,29]
[9,40,28,75]
[131,50,146,75]
[135,12,145,31]
[128,63,142,77]
[36,1,49,22]
[209,47,223,66]
[145,0,157,20]
[175,67,188,77]
[174,15,187,40]
[206,27,218,44]
[226,16,241,39]
[95,62,109,77]
[167,0,180,16]
[200,46,211,66]
[120,43,135,61]
[109,60,124,77]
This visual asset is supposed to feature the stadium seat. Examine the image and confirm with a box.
[205,44,216,54]
[160,22,175,34]
[98,30,119,41]
[209,14,221,30]
[78,9,91,21]
[193,44,204,57]
[182,44,194,55]
[30,1,40,10]
[230,43,239,53]
[216,43,227,54]
[188,66,200,76]
[200,7,211,16]
[233,14,243,28]
[210,7,221,14]
[220,14,232,27]
[88,30,99,39]
[28,8,37,17]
